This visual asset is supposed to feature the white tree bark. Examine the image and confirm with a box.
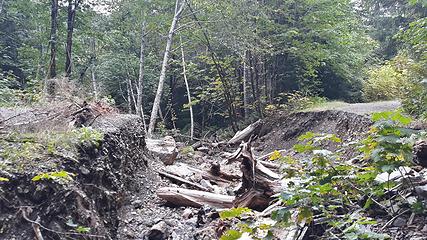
[137,17,147,132]
[147,0,186,137]
[180,36,194,140]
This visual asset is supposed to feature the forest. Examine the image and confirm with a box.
[0,0,426,239]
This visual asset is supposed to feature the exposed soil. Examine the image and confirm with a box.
[255,110,372,155]
[1,100,425,240]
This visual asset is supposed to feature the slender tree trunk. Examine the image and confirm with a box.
[252,54,263,117]
[136,17,147,132]
[147,0,186,137]
[90,38,98,100]
[48,0,58,79]
[126,81,132,114]
[243,51,249,118]
[128,76,138,112]
[65,0,81,78]
[180,37,194,140]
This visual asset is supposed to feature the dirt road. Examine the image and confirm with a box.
[309,100,401,116]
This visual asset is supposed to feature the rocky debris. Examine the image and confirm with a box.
[413,140,427,168]
[415,185,427,199]
[146,136,178,165]
[145,221,169,240]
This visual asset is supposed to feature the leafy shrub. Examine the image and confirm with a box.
[401,78,427,119]
[363,54,426,119]
[219,111,425,239]
[0,72,42,107]
[362,55,413,101]
[265,90,327,113]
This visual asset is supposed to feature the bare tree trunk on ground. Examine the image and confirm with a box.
[48,0,58,79]
[180,36,194,140]
[147,0,186,137]
[137,17,147,132]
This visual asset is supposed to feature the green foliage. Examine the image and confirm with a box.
[66,219,91,233]
[219,207,252,220]
[32,170,75,183]
[0,177,10,182]
[180,146,195,156]
[363,55,413,101]
[0,128,103,173]
[75,226,91,234]
[220,230,242,240]
[73,127,104,147]
[361,111,415,173]
[266,91,328,113]
[260,111,424,239]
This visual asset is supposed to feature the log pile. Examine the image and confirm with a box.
[156,138,281,210]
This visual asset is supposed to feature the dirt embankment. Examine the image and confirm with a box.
[255,110,373,155]
[0,112,148,239]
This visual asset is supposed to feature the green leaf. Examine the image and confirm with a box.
[269,150,282,161]
[220,230,242,240]
[411,201,424,214]
[0,177,9,182]
[271,208,292,223]
[219,207,251,220]
[75,226,91,233]
[297,207,313,223]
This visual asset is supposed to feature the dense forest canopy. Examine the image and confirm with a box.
[0,0,426,134]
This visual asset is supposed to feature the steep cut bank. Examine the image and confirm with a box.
[255,110,373,154]
[0,112,148,239]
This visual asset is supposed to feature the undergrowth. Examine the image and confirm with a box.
[219,111,426,240]
[0,127,103,175]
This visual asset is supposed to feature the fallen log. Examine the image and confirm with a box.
[157,187,234,208]
[164,163,240,186]
[157,170,209,191]
[228,120,263,145]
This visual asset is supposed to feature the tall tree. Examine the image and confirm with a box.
[136,16,147,131]
[147,0,185,137]
[180,36,194,140]
[65,0,82,78]
[48,0,58,79]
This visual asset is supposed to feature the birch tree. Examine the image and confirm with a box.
[180,36,193,140]
[147,0,186,137]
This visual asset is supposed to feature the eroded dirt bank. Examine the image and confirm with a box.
[0,113,149,239]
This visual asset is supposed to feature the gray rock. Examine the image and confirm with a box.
[182,208,193,219]
[145,221,168,240]
[392,217,407,227]
[415,185,427,199]
[79,166,90,175]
